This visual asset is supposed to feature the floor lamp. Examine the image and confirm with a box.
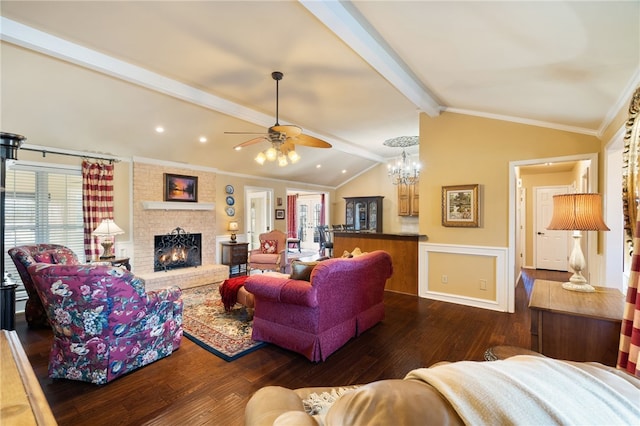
[547,193,610,292]
[1,132,25,330]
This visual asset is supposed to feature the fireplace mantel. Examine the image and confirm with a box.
[142,201,215,211]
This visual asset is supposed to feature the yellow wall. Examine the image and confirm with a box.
[215,174,335,238]
[427,251,496,300]
[333,164,419,234]
[419,111,602,247]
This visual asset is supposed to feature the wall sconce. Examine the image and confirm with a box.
[228,221,239,243]
[547,193,609,292]
[93,219,125,259]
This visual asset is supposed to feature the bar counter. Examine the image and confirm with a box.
[333,232,426,295]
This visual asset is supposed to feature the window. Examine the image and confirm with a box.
[4,161,84,302]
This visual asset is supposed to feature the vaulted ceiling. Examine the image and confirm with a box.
[1,1,638,187]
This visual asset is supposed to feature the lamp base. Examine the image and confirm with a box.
[230,233,237,243]
[561,281,595,292]
[100,241,115,259]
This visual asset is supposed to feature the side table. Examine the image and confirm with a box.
[92,257,131,271]
[221,242,249,277]
[529,279,624,366]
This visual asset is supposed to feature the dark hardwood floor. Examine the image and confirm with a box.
[13,268,568,426]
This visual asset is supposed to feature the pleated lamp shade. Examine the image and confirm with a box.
[547,193,610,231]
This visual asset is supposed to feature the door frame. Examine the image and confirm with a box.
[286,188,331,251]
[508,152,598,312]
[244,186,273,251]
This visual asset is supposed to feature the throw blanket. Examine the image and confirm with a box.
[219,276,248,311]
[405,355,640,425]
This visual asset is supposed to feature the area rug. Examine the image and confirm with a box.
[180,282,266,361]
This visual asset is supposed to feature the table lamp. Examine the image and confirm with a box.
[546,193,609,292]
[93,219,125,259]
[228,221,239,243]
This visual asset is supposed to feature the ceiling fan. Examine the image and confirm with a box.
[225,71,331,166]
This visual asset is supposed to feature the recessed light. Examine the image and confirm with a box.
[155,126,164,133]
[342,169,346,173]
[199,136,207,143]
[234,146,242,151]
[316,164,321,169]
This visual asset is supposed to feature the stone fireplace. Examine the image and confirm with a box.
[132,162,227,291]
[154,227,202,272]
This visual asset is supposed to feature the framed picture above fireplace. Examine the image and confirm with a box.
[164,173,198,202]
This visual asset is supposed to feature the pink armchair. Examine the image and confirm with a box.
[8,244,81,328]
[244,250,393,362]
[248,230,287,273]
[27,262,183,384]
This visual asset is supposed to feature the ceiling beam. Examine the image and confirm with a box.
[300,0,441,117]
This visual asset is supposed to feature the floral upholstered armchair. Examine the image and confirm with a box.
[27,263,183,385]
[8,244,81,328]
[248,230,287,273]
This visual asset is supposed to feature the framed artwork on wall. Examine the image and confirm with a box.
[275,209,285,220]
[442,184,479,227]
[164,173,198,202]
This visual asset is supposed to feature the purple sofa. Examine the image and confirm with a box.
[244,250,393,362]
[28,262,183,384]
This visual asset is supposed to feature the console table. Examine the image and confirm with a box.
[529,279,624,366]
[221,242,249,277]
[1,330,56,425]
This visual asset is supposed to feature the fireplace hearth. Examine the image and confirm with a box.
[154,227,202,272]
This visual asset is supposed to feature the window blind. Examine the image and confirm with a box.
[4,162,84,302]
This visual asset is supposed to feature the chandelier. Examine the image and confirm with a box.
[254,137,300,167]
[384,136,421,185]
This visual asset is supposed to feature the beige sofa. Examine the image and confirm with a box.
[245,349,640,425]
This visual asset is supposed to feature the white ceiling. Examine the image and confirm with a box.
[1,1,638,187]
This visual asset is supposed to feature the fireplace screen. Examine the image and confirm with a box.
[154,227,202,272]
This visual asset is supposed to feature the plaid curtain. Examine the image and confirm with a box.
[618,217,640,378]
[82,160,114,259]
[287,194,298,238]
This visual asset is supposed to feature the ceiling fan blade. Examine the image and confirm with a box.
[225,131,269,135]
[233,136,269,149]
[270,125,302,138]
[281,141,296,151]
[292,133,332,148]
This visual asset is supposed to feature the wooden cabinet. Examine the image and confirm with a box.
[221,242,249,277]
[344,196,383,232]
[334,232,422,295]
[529,279,624,366]
[398,182,419,216]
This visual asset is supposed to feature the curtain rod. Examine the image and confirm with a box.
[20,147,121,163]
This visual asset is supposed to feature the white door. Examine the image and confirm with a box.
[245,187,273,251]
[535,186,570,271]
[296,194,323,250]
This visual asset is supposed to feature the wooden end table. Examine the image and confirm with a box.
[528,279,624,366]
[92,256,131,271]
[221,242,249,277]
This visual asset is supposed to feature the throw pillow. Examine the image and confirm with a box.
[290,261,319,281]
[51,251,76,265]
[260,240,278,254]
[33,251,55,263]
[341,247,367,258]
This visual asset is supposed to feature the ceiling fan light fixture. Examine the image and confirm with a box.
[288,149,300,163]
[255,152,266,165]
[277,153,288,167]
[265,146,278,161]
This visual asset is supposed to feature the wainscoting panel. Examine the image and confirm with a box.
[419,243,511,312]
